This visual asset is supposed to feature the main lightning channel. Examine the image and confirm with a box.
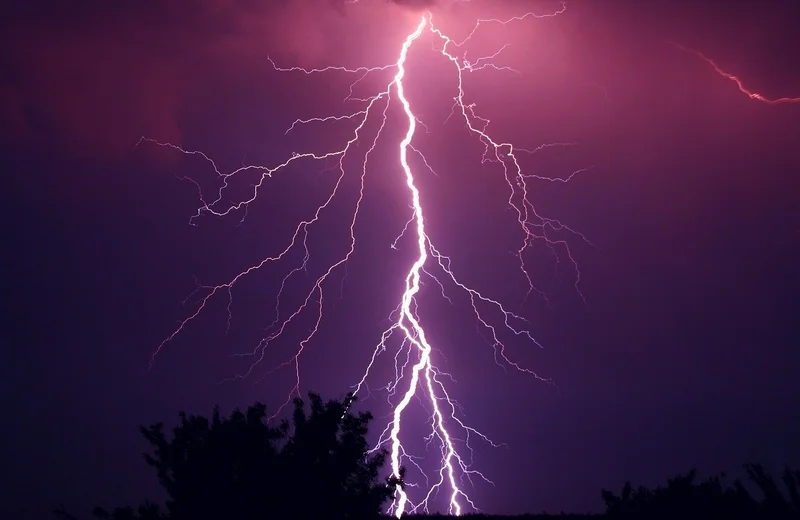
[144,3,586,517]
[381,14,465,517]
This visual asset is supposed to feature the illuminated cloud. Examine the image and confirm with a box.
[390,0,439,8]
[0,1,358,158]
[0,0,527,158]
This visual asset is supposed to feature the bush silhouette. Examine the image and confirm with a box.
[57,392,400,520]
[53,390,799,520]
[601,463,800,518]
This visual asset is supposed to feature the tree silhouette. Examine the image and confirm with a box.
[59,392,400,520]
[601,463,800,518]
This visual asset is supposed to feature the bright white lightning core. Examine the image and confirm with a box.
[144,3,590,517]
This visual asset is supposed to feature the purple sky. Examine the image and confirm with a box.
[4,1,800,518]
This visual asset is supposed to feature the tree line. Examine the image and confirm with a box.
[54,392,799,519]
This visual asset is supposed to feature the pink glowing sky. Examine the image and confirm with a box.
[2,1,799,519]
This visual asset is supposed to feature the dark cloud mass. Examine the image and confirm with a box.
[0,1,419,158]
[0,0,543,159]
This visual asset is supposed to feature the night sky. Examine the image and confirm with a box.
[3,1,800,519]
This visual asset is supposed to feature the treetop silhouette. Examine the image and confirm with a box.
[601,463,800,517]
[61,392,401,520]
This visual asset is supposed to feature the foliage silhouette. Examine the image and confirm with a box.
[57,392,401,520]
[601,463,800,518]
[52,390,799,520]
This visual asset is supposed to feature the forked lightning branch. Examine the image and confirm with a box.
[142,3,591,517]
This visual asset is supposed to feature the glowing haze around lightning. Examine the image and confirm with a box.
[141,2,590,516]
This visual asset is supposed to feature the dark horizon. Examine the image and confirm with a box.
[3,1,800,519]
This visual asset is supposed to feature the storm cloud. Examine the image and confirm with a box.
[390,0,439,8]
[0,1,429,158]
[0,0,539,158]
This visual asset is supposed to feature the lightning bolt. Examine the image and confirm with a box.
[670,41,800,105]
[140,2,589,516]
